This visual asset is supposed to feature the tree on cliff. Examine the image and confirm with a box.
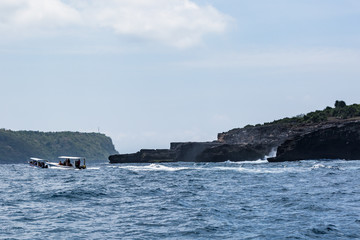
[335,100,346,108]
[266,100,360,125]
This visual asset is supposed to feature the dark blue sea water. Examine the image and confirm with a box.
[1,160,360,239]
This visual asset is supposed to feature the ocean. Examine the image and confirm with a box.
[1,160,360,239]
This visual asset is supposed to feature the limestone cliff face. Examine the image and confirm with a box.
[109,124,319,164]
[219,122,338,150]
[268,121,360,162]
[218,124,293,147]
[217,120,359,153]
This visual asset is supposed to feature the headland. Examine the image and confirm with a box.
[110,101,360,163]
[0,130,118,163]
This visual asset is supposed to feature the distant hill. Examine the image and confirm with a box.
[0,130,118,164]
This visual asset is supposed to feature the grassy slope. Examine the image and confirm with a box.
[246,102,360,128]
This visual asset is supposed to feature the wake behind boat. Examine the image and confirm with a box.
[47,156,87,169]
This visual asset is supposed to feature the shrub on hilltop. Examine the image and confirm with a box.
[263,100,360,126]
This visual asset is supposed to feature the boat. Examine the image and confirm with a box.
[47,156,87,169]
[29,157,49,168]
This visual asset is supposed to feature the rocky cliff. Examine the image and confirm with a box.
[109,132,281,163]
[217,121,346,150]
[110,119,360,164]
[268,121,360,162]
[110,102,360,163]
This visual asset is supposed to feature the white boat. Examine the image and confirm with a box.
[29,157,49,168]
[47,156,87,169]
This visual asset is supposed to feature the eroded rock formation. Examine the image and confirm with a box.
[268,121,360,162]
[109,119,360,163]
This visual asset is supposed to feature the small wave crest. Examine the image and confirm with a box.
[48,188,106,200]
[225,159,268,165]
[86,167,100,170]
[311,164,341,170]
[213,166,307,174]
[311,164,327,169]
[116,164,190,172]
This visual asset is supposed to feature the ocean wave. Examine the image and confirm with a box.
[116,164,191,172]
[112,162,311,174]
[212,166,309,174]
[311,164,342,170]
[225,159,268,165]
[86,167,101,170]
[2,161,360,239]
[46,188,106,200]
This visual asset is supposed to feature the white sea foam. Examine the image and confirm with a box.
[310,163,342,170]
[47,163,99,170]
[117,164,190,172]
[86,167,100,170]
[265,148,277,159]
[227,159,268,165]
[114,162,309,174]
[211,165,310,174]
[311,164,326,169]
[224,148,276,165]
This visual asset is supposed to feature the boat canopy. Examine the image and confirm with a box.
[58,156,85,160]
[58,156,86,169]
[30,157,47,162]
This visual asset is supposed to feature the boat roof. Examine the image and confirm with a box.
[58,156,85,160]
[30,157,47,162]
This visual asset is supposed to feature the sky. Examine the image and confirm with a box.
[1,0,360,153]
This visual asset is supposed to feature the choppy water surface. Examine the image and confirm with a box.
[1,160,360,239]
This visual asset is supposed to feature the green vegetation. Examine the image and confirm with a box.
[0,131,118,163]
[244,101,360,128]
[268,100,360,125]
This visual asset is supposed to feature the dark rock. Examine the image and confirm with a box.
[172,142,222,162]
[217,122,343,153]
[109,149,175,163]
[109,142,222,163]
[197,144,265,162]
[268,121,360,162]
[109,142,268,163]
[218,124,294,147]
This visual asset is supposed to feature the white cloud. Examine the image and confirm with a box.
[83,0,229,48]
[0,0,230,48]
[0,0,80,29]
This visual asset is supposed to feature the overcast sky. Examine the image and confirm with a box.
[1,0,360,153]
